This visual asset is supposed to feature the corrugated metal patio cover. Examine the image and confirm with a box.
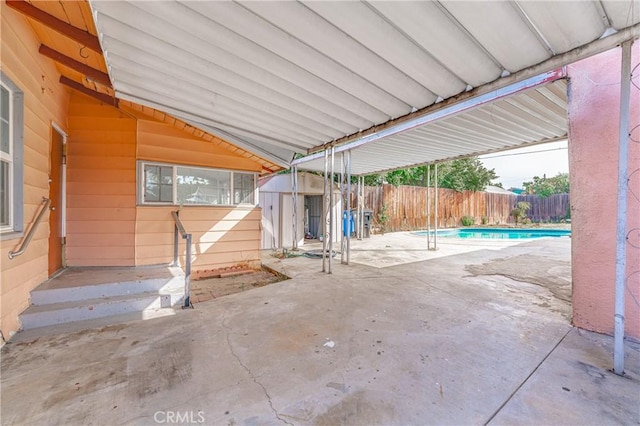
[89,1,640,169]
[294,75,568,175]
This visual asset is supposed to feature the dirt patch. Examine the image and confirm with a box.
[466,254,571,302]
[190,267,288,303]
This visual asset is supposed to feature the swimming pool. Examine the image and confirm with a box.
[414,228,571,239]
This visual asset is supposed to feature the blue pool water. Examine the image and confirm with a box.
[414,228,571,239]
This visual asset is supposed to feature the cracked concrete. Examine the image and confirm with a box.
[1,236,639,425]
[222,312,291,426]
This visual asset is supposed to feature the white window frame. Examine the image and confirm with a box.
[137,161,258,207]
[1,72,24,239]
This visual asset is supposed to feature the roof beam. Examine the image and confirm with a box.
[6,0,102,53]
[60,76,118,107]
[39,44,111,87]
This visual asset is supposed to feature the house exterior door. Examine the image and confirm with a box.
[48,126,64,276]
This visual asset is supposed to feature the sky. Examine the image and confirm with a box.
[479,140,569,189]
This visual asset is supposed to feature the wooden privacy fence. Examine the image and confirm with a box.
[349,184,569,232]
[516,193,571,223]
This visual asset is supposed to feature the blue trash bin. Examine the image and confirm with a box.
[342,210,354,236]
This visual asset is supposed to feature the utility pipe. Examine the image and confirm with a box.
[614,40,633,376]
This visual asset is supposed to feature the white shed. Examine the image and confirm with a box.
[259,173,342,250]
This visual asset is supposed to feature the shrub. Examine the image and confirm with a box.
[461,215,475,226]
[511,201,531,226]
[378,204,389,234]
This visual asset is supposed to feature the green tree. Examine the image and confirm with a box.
[523,173,569,197]
[372,157,498,192]
[438,158,498,192]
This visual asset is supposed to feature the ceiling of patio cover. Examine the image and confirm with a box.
[89,1,640,168]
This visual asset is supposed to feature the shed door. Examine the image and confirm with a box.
[306,195,322,238]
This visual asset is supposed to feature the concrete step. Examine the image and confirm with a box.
[12,308,180,343]
[31,267,185,305]
[20,290,184,330]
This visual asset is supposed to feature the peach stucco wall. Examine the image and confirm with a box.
[568,44,640,339]
[0,5,69,338]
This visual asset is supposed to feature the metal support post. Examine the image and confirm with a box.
[329,146,335,274]
[340,152,345,264]
[173,212,180,266]
[434,163,439,251]
[427,164,431,250]
[322,149,328,272]
[292,165,298,250]
[359,176,365,240]
[614,39,633,375]
[184,234,191,308]
[357,176,362,240]
[346,150,352,265]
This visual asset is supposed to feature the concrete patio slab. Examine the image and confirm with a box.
[1,237,638,425]
[283,231,527,270]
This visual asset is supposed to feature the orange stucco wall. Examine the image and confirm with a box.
[568,44,640,339]
[0,5,69,338]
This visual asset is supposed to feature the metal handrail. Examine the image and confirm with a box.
[171,210,192,308]
[8,197,51,260]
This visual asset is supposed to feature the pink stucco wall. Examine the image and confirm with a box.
[568,44,640,339]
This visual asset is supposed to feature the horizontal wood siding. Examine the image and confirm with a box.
[66,92,137,266]
[0,6,69,337]
[135,119,264,269]
[137,120,261,172]
[135,207,262,270]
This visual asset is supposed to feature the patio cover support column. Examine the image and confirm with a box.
[427,164,431,250]
[329,146,335,274]
[433,163,439,251]
[291,165,298,250]
[346,150,352,265]
[322,149,328,272]
[614,39,633,376]
[356,177,360,240]
[357,176,363,240]
[341,152,345,264]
